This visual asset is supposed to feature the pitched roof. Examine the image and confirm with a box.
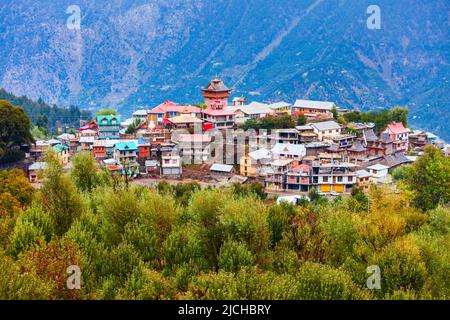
[364,129,378,142]
[53,144,69,152]
[167,115,203,124]
[384,122,408,135]
[382,153,413,168]
[269,101,291,109]
[379,133,394,143]
[367,164,389,171]
[294,99,336,110]
[202,78,231,93]
[115,141,137,151]
[29,162,48,170]
[248,148,271,160]
[349,140,367,152]
[310,120,342,131]
[356,170,372,178]
[149,103,201,115]
[271,143,306,156]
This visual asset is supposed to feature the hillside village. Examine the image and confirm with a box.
[25,78,450,197]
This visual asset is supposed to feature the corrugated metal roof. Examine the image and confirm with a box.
[210,163,234,172]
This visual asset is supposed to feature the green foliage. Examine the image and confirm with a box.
[125,118,142,135]
[343,106,408,132]
[0,89,91,135]
[0,100,34,163]
[218,239,256,272]
[297,114,307,125]
[96,109,118,116]
[71,152,101,193]
[0,152,448,300]
[241,115,295,130]
[405,145,450,211]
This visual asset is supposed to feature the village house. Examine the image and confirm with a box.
[285,163,312,193]
[310,121,342,141]
[268,101,292,115]
[240,148,271,177]
[97,115,121,140]
[271,143,306,160]
[137,138,151,162]
[270,129,299,145]
[296,125,318,143]
[355,169,372,191]
[30,140,50,161]
[132,109,150,121]
[28,162,47,183]
[113,141,138,165]
[382,122,409,153]
[367,164,390,184]
[172,133,212,164]
[347,140,368,162]
[311,161,357,194]
[148,101,202,128]
[265,159,295,191]
[363,130,395,156]
[165,115,203,130]
[161,155,182,176]
[224,102,273,125]
[293,99,337,119]
[305,141,331,156]
[53,144,70,165]
[57,133,79,153]
[202,108,236,130]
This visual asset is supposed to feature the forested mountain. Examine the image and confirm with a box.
[0,0,448,139]
[0,88,91,132]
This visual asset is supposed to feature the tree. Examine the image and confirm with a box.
[71,152,100,193]
[331,106,338,119]
[38,151,83,236]
[126,118,142,135]
[406,145,450,210]
[297,114,307,126]
[0,100,34,163]
[96,109,118,116]
[0,169,34,209]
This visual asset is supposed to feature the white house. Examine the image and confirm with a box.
[271,143,306,160]
[309,121,342,141]
[367,164,390,184]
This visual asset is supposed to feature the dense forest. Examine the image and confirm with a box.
[0,147,449,300]
[0,88,91,134]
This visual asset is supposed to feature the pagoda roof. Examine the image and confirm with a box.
[201,78,231,93]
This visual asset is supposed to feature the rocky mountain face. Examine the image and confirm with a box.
[0,0,448,139]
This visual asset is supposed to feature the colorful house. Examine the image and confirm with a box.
[240,148,271,177]
[148,101,201,128]
[293,100,337,119]
[97,115,121,140]
[114,141,138,164]
[53,144,70,164]
[137,139,151,161]
[202,108,236,129]
[382,122,409,153]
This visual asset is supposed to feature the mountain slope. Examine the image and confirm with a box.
[0,0,448,139]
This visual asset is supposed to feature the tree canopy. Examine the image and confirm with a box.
[0,151,448,300]
[0,100,34,163]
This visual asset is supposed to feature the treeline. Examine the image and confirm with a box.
[0,146,448,300]
[0,88,91,134]
[341,106,409,132]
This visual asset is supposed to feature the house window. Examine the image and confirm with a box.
[337,176,343,182]
[348,176,353,182]
[323,177,329,183]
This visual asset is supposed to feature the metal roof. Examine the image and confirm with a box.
[210,163,234,172]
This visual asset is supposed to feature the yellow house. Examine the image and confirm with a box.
[53,144,70,165]
[240,148,271,177]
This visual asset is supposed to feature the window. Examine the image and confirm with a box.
[323,177,329,183]
[337,176,343,182]
[348,176,353,182]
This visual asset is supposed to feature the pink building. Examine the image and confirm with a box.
[382,122,409,153]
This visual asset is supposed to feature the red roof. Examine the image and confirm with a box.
[385,122,408,135]
[149,101,201,114]
[202,108,235,116]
